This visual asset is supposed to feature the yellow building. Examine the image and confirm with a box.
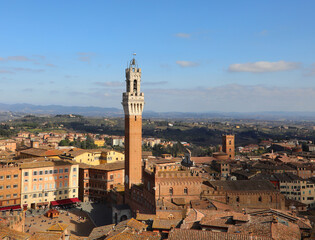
[59,149,102,166]
[59,149,124,165]
[100,150,124,164]
[94,140,105,147]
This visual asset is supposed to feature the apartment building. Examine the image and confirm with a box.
[279,174,315,208]
[0,163,21,210]
[20,159,79,209]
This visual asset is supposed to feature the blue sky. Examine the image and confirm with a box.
[0,1,315,112]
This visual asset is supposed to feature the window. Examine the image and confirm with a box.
[24,186,28,192]
[49,170,53,174]
[6,175,11,179]
[6,185,11,189]
[6,194,10,198]
[59,182,63,187]
[24,179,28,182]
[54,170,58,174]
[59,169,63,174]
[0,176,3,180]
[24,172,29,177]
[258,196,262,202]
[169,187,173,195]
[184,187,188,194]
[73,189,76,193]
[33,194,37,198]
[39,193,42,197]
[13,194,17,197]
[45,170,48,175]
[133,80,137,92]
[73,167,77,172]
[236,196,240,202]
[33,185,36,191]
[59,176,63,179]
[23,195,28,199]
[64,190,68,194]
[59,191,62,194]
[64,175,68,179]
[54,192,57,196]
[13,174,18,179]
[39,184,42,190]
[33,171,37,176]
[39,171,43,175]
[44,193,48,197]
[0,186,2,190]
[0,195,3,199]
[39,178,43,181]
[64,182,68,187]
[65,168,69,173]
[33,178,37,182]
[13,184,18,189]
[110,175,114,180]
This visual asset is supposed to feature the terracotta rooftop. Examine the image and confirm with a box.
[105,231,160,240]
[19,159,76,169]
[168,229,272,240]
[88,224,115,240]
[30,232,62,240]
[47,223,69,232]
[210,180,277,192]
[152,218,181,230]
[79,161,124,171]
[19,148,63,157]
[0,226,30,240]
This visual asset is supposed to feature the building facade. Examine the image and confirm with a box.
[0,163,21,209]
[78,162,124,202]
[20,159,79,209]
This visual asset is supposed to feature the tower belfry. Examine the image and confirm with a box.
[122,55,144,195]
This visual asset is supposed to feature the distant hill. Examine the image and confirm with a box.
[0,103,315,121]
[0,103,123,117]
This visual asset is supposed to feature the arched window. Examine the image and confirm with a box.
[169,187,173,195]
[133,80,137,93]
[184,187,188,194]
[258,196,262,202]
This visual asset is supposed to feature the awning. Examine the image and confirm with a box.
[0,205,21,211]
[51,198,81,206]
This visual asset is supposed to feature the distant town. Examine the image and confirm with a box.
[0,58,313,240]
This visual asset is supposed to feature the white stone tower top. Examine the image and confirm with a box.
[122,55,145,116]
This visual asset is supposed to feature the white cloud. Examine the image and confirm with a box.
[144,84,315,112]
[259,30,268,36]
[94,81,123,87]
[176,61,199,67]
[228,61,300,73]
[0,70,14,74]
[77,52,95,62]
[0,56,32,62]
[175,33,191,38]
[305,63,315,76]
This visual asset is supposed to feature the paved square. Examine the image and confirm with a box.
[24,208,96,237]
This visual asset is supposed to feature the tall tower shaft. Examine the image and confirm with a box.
[122,57,144,191]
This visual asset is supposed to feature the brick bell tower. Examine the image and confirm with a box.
[122,55,144,201]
